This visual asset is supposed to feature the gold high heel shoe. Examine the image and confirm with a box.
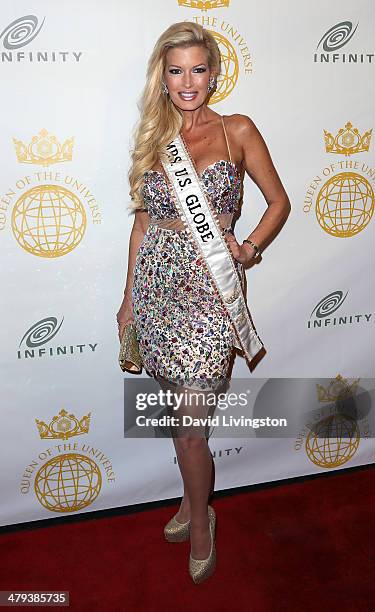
[164,512,190,543]
[189,506,216,584]
[164,504,214,543]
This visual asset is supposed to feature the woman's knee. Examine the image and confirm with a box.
[174,434,208,453]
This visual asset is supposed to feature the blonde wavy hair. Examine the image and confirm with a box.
[127,21,221,212]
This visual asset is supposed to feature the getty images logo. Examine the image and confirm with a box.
[17,316,98,360]
[314,20,374,64]
[308,290,373,329]
[0,15,82,63]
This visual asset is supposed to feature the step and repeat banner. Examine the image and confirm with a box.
[0,0,374,527]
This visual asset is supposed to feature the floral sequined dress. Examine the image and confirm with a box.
[131,124,243,390]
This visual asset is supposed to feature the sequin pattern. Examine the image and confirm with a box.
[132,161,242,390]
[142,160,241,219]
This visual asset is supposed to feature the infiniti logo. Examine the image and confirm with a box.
[19,316,63,348]
[308,290,373,328]
[310,290,348,318]
[317,21,358,52]
[0,15,45,49]
[17,316,98,359]
[314,20,374,64]
[0,14,82,63]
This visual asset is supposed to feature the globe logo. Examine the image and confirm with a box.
[316,172,374,237]
[206,30,239,104]
[305,414,360,468]
[11,184,86,257]
[34,453,102,512]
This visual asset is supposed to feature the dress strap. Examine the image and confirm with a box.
[221,115,232,163]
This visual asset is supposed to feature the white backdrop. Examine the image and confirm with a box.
[0,0,374,527]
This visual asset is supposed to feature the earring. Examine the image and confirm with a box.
[207,76,216,92]
[161,81,169,95]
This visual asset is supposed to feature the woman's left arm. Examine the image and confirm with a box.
[224,114,291,268]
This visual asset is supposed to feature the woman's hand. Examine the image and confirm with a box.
[224,232,260,269]
[116,298,135,342]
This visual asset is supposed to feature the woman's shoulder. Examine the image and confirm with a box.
[224,114,266,158]
[224,113,259,138]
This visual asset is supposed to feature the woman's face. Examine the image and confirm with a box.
[164,45,212,110]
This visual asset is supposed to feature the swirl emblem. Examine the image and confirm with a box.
[0,15,45,50]
[310,291,348,319]
[317,21,358,52]
[19,316,64,348]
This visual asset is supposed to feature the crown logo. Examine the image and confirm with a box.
[316,374,360,403]
[13,128,74,167]
[324,122,372,156]
[178,0,229,10]
[35,408,91,440]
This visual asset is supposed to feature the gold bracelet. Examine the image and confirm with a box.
[242,238,261,259]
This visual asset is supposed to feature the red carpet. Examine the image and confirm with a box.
[0,465,374,611]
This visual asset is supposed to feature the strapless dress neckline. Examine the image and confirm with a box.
[144,159,240,182]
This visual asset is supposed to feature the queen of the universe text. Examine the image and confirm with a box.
[136,415,287,428]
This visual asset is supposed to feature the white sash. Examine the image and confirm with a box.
[160,133,264,365]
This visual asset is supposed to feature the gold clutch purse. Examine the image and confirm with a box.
[118,322,142,373]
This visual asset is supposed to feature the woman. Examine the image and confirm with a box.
[117,21,291,584]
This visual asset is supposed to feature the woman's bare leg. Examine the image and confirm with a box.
[172,434,213,559]
[156,374,219,558]
[168,384,219,559]
[171,437,215,524]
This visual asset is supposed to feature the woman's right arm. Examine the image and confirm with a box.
[116,209,150,340]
